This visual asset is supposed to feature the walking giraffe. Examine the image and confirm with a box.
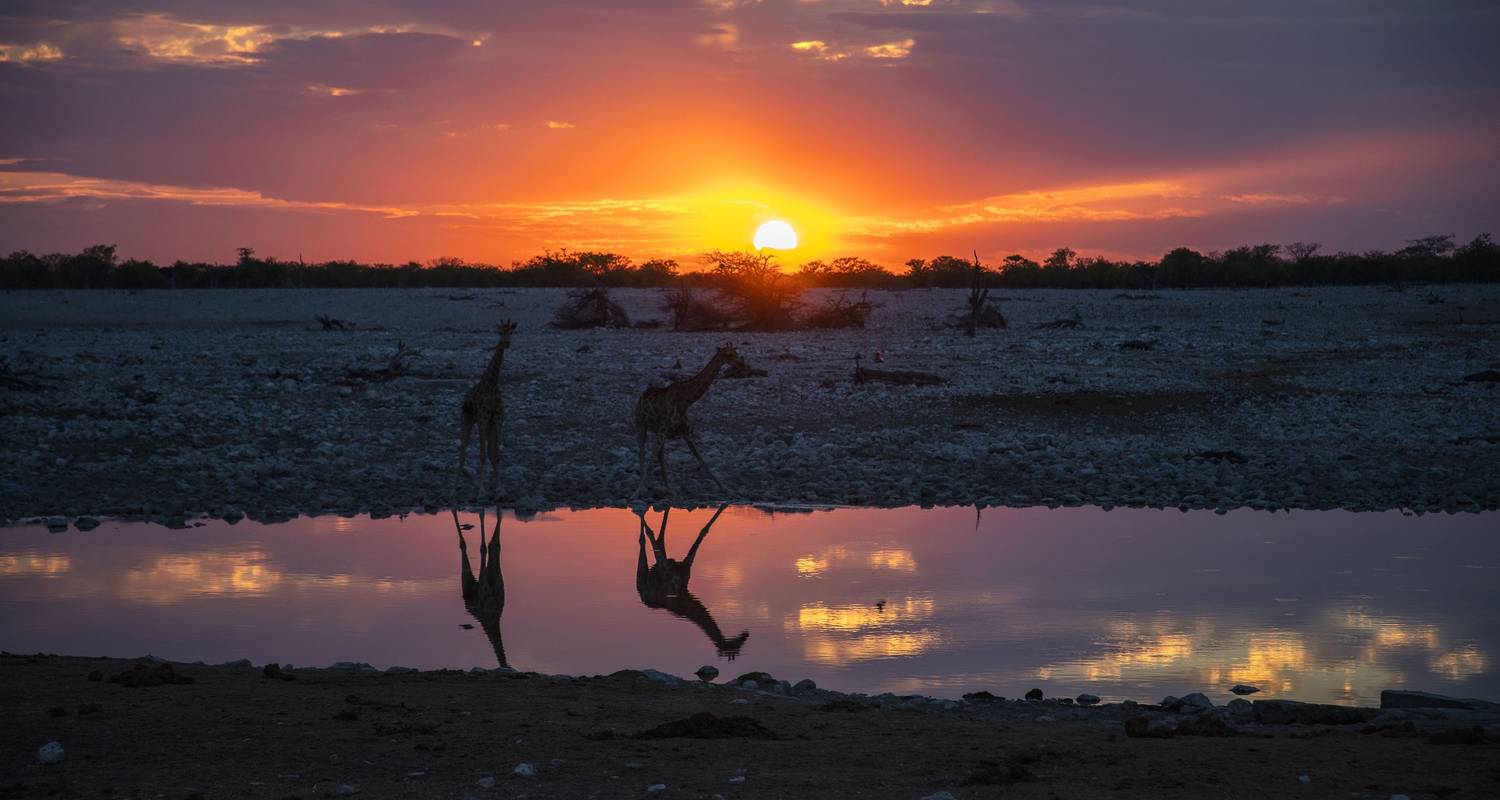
[632,343,748,499]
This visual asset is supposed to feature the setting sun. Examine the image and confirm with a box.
[753,219,799,251]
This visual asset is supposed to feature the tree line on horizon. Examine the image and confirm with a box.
[1,234,1496,291]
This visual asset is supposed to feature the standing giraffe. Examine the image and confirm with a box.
[635,504,749,659]
[459,321,516,495]
[632,344,749,499]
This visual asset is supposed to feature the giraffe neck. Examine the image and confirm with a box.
[479,342,509,391]
[678,352,726,405]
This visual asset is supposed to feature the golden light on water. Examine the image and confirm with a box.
[0,553,72,576]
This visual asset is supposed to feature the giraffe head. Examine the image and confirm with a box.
[715,342,748,373]
[496,320,518,349]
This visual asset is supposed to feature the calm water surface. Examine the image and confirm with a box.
[1,506,1495,706]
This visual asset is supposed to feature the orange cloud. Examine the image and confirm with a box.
[102,13,479,65]
[696,23,739,49]
[0,169,418,219]
[0,41,64,63]
[864,38,915,59]
[790,37,916,62]
[306,84,360,97]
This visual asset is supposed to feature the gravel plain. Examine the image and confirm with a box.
[2,286,1498,523]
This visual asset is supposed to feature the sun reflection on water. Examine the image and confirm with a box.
[0,553,71,577]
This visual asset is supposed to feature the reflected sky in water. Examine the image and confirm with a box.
[1,506,1496,705]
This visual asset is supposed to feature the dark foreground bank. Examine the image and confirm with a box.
[3,655,1499,799]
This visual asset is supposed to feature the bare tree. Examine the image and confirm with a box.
[1284,242,1321,263]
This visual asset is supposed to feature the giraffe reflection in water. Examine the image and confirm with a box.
[635,503,749,659]
[453,508,507,668]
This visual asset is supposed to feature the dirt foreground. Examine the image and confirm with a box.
[3,654,1498,799]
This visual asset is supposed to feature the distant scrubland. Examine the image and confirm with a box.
[2,234,1496,290]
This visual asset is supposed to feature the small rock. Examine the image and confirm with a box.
[1227,698,1253,716]
[36,741,64,764]
[793,678,817,693]
[476,776,496,788]
[730,698,750,705]
[728,776,745,784]
[1035,715,1055,722]
[1177,692,1214,712]
[513,763,536,777]
[45,516,67,532]
[647,784,667,793]
[922,792,958,800]
[1076,693,1100,706]
[1297,774,1310,784]
[74,516,100,531]
[219,658,252,668]
[335,784,358,795]
[695,665,720,682]
[1024,688,1043,701]
[1230,684,1260,695]
[741,680,759,691]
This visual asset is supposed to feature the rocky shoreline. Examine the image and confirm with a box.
[3,286,1499,522]
[5,654,1498,798]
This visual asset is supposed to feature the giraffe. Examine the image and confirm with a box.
[454,507,507,669]
[635,503,748,660]
[632,344,749,499]
[459,321,516,495]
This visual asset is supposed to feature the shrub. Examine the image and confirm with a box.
[803,291,876,329]
[705,250,802,331]
[660,284,737,331]
[552,288,631,329]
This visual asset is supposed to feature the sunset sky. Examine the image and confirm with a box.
[2,0,1497,266]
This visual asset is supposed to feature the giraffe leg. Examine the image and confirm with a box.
[631,427,649,501]
[458,413,475,481]
[655,438,672,499]
[683,433,728,493]
[487,424,503,496]
[474,423,488,497]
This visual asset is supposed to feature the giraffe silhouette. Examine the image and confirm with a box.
[631,344,749,499]
[459,321,516,496]
[454,507,507,669]
[635,503,749,659]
